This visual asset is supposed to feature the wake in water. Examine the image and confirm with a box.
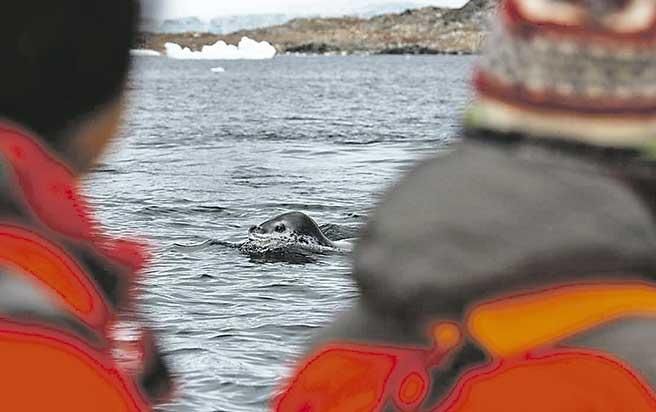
[173,212,359,263]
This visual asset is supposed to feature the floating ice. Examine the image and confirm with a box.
[211,67,226,73]
[130,49,161,57]
[165,37,276,60]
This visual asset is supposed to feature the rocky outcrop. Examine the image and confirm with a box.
[136,0,496,55]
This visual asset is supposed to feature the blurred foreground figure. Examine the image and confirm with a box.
[0,1,172,410]
[275,0,656,410]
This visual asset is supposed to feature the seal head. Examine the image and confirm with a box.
[249,212,333,248]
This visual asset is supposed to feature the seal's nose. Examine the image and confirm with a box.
[249,225,260,234]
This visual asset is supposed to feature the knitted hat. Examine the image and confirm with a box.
[467,0,656,149]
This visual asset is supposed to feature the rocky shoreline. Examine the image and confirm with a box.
[136,0,494,56]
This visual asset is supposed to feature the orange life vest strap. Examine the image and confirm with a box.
[467,282,656,357]
[0,224,110,329]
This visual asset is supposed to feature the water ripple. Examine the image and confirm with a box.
[85,54,473,411]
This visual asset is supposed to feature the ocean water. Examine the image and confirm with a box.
[84,55,475,411]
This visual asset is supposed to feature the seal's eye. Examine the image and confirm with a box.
[275,224,286,233]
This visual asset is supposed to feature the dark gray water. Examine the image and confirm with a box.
[84,55,474,411]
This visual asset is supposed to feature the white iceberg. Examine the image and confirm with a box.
[165,37,276,60]
[210,67,226,73]
[130,49,161,57]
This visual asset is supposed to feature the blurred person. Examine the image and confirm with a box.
[274,0,656,410]
[0,0,172,410]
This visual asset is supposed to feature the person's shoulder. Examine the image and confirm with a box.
[353,140,656,314]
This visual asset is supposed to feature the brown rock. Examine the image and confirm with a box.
[135,0,496,55]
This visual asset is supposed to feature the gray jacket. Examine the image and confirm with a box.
[315,136,656,403]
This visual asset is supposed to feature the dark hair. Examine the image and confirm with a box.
[0,0,140,147]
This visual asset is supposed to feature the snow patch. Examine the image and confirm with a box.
[165,37,276,60]
[211,67,226,73]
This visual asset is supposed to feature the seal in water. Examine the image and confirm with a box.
[172,212,355,264]
[247,212,352,253]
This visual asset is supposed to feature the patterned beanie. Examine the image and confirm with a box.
[467,0,656,150]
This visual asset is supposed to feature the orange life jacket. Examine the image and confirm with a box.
[0,123,173,408]
[275,282,656,411]
[0,318,151,411]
